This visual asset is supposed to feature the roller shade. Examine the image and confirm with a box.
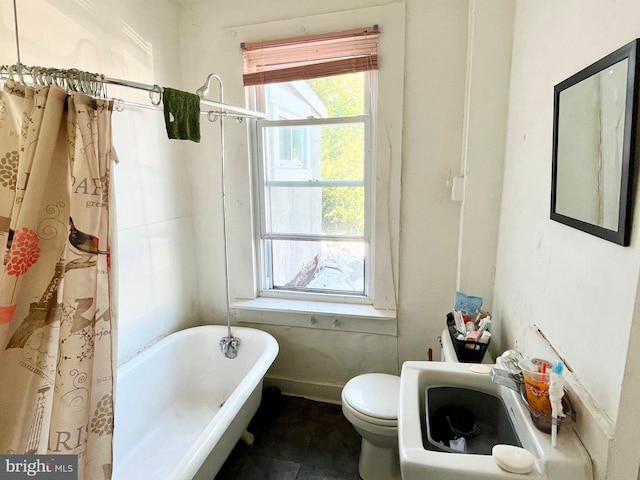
[241,26,379,86]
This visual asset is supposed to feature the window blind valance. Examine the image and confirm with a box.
[241,26,379,86]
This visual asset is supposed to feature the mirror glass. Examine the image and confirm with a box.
[555,59,627,230]
[551,39,639,245]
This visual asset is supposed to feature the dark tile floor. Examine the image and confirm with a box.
[215,388,362,480]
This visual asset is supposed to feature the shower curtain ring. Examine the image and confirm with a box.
[46,69,54,86]
[54,69,64,89]
[66,69,76,92]
[31,66,40,86]
[82,71,90,94]
[85,72,92,94]
[97,74,107,98]
[149,85,162,106]
[16,62,25,85]
[22,64,34,86]
[8,64,15,82]
[93,74,102,97]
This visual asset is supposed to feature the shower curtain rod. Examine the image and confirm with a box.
[0,62,267,120]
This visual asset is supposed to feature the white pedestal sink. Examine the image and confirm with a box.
[398,361,593,480]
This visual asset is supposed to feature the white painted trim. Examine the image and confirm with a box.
[264,374,343,404]
[233,297,397,335]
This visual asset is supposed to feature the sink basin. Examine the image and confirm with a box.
[425,386,520,455]
[399,361,593,480]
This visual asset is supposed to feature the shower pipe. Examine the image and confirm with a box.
[196,74,242,359]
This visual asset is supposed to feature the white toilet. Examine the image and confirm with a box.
[342,331,489,480]
[341,373,401,480]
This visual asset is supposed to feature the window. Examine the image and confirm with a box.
[276,124,307,167]
[257,77,371,296]
[243,28,378,299]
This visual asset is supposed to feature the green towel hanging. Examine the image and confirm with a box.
[163,87,201,143]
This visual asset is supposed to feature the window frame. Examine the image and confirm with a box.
[225,6,404,325]
[254,104,375,302]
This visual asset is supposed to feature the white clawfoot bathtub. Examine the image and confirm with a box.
[113,325,278,480]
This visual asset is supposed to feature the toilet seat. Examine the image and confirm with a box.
[342,397,398,427]
[342,373,400,426]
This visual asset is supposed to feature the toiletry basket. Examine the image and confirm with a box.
[446,312,490,363]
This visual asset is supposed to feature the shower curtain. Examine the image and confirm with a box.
[0,80,114,479]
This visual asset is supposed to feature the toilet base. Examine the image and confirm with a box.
[359,437,401,480]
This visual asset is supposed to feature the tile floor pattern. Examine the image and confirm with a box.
[215,389,362,480]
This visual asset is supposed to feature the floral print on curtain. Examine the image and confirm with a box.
[0,80,114,480]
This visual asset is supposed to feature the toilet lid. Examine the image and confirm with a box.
[342,373,400,420]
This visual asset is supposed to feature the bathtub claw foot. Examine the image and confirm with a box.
[240,430,254,446]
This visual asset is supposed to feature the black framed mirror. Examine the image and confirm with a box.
[551,38,640,246]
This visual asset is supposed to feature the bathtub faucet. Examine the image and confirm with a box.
[220,336,240,358]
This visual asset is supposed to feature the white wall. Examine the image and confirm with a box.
[456,0,514,313]
[495,1,640,478]
[396,0,469,365]
[0,0,199,365]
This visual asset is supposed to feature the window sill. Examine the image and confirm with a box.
[231,297,397,336]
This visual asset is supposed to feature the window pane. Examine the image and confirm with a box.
[254,70,373,298]
[266,186,364,236]
[264,123,364,182]
[271,239,365,294]
[265,72,365,120]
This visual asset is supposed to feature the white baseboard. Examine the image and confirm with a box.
[264,375,343,404]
